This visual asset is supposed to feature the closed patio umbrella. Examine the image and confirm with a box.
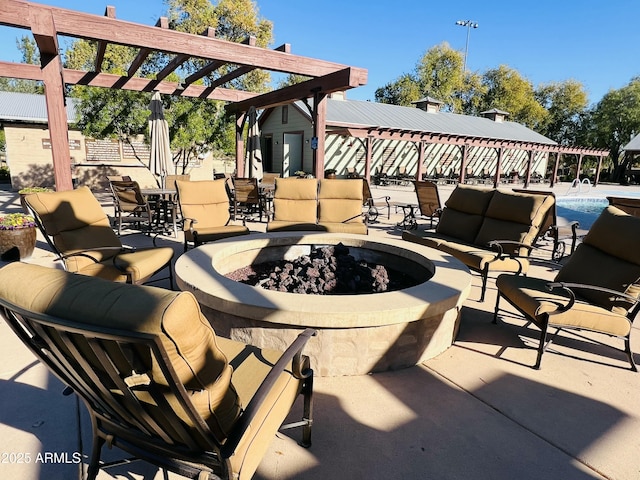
[149,91,172,187]
[244,106,264,181]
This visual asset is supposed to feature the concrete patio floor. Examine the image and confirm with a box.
[0,181,639,479]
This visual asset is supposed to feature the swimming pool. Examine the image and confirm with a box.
[556,197,608,230]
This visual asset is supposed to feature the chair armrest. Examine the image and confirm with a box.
[221,328,317,457]
[62,246,128,264]
[544,282,640,317]
[487,240,534,257]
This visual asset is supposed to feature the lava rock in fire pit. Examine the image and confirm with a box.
[226,243,412,295]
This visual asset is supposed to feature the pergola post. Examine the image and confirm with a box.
[550,152,561,187]
[575,153,584,181]
[594,155,603,186]
[523,150,534,188]
[416,140,426,181]
[493,147,503,188]
[459,144,468,184]
[312,90,327,178]
[30,5,72,191]
[364,136,374,183]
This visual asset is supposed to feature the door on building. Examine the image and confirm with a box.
[283,133,303,177]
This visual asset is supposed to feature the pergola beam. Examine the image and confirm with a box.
[0,0,352,79]
[94,6,116,73]
[127,17,168,77]
[227,67,367,113]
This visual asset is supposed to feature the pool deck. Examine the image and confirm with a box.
[1,181,640,479]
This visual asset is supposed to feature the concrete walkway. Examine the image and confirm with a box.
[0,181,639,479]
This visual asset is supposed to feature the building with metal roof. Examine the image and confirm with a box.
[624,133,640,154]
[260,95,608,187]
[0,91,77,124]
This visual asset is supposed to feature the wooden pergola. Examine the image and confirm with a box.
[0,0,367,190]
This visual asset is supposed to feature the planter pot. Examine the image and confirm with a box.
[0,227,37,261]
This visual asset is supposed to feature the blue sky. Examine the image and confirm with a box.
[1,0,638,106]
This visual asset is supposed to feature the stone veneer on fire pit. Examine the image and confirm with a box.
[175,232,471,376]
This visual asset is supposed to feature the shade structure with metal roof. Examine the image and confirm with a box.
[261,96,609,187]
[624,133,640,154]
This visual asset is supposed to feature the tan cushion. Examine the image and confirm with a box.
[444,184,494,215]
[216,337,306,480]
[317,179,364,224]
[583,206,640,264]
[177,179,231,229]
[436,208,484,244]
[319,222,368,235]
[266,221,323,232]
[474,191,554,251]
[185,225,250,243]
[436,239,529,273]
[496,274,632,337]
[25,187,122,272]
[555,207,640,313]
[402,230,449,249]
[272,177,318,223]
[0,263,241,441]
[555,244,640,313]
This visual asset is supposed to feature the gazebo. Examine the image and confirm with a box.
[0,0,367,190]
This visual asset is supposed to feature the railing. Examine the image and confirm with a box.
[565,177,591,196]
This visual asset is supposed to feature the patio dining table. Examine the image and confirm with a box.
[140,188,178,237]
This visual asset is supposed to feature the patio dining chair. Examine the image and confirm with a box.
[395,180,442,229]
[232,177,265,222]
[0,262,315,480]
[175,179,250,251]
[24,186,174,287]
[108,179,157,236]
[362,178,391,224]
[494,206,640,371]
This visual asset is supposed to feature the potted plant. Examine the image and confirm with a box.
[0,212,37,261]
[324,168,337,179]
[18,186,52,213]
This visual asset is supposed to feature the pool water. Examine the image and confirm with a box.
[556,197,608,230]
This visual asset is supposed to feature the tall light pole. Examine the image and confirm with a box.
[455,20,478,72]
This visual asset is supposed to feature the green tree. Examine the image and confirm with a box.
[535,80,588,145]
[375,73,421,106]
[587,78,640,182]
[67,0,273,172]
[478,65,547,128]
[374,43,483,113]
[414,43,466,112]
[0,36,43,94]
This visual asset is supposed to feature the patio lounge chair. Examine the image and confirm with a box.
[362,178,391,223]
[175,179,250,252]
[317,179,367,234]
[267,177,320,232]
[396,180,442,229]
[0,262,315,480]
[24,186,174,287]
[607,196,640,217]
[494,206,640,370]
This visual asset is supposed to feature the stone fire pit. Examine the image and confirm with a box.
[175,232,471,376]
